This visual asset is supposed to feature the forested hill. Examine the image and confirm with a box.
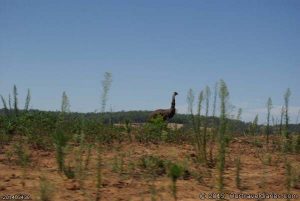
[1,109,299,134]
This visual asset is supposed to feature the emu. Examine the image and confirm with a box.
[149,92,178,121]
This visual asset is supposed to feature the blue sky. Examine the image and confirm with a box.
[0,0,299,123]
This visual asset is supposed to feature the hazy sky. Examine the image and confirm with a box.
[1,0,299,123]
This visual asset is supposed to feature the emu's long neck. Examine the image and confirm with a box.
[171,94,176,109]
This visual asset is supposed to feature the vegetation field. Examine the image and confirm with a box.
[1,76,300,201]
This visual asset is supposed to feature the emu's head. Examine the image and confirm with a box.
[174,92,178,96]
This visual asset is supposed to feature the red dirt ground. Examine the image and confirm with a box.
[0,136,300,201]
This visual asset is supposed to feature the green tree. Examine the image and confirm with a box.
[0,95,9,116]
[203,86,211,163]
[284,88,292,151]
[8,93,12,111]
[251,114,259,136]
[24,89,31,111]
[187,88,195,130]
[266,97,272,144]
[209,82,218,166]
[61,91,70,113]
[100,72,112,113]
[236,108,242,121]
[212,82,218,117]
[279,106,284,135]
[13,85,18,116]
[196,90,204,161]
[217,79,229,192]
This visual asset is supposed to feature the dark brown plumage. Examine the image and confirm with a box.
[149,92,178,121]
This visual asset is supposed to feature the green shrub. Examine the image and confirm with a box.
[13,142,30,168]
[137,116,168,143]
[168,164,183,201]
[52,129,69,172]
[217,79,229,193]
[0,131,10,149]
[39,176,53,201]
[139,155,169,178]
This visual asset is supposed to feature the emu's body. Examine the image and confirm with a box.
[149,92,178,121]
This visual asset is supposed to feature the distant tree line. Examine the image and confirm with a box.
[1,109,299,135]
